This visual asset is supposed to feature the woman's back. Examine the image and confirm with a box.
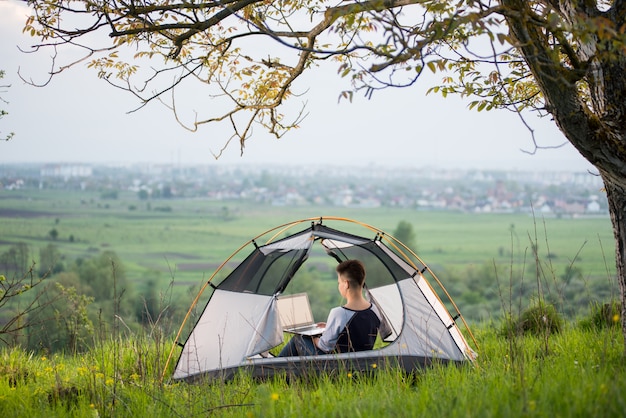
[317,304,381,353]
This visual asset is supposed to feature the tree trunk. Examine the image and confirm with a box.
[603,176,626,347]
[501,0,626,353]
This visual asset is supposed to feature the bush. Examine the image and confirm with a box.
[579,301,622,330]
[501,299,564,337]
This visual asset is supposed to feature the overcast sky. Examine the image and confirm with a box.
[0,1,596,172]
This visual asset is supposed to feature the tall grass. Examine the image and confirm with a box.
[0,323,624,417]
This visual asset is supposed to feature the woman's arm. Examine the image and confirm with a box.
[317,307,353,352]
[312,336,320,348]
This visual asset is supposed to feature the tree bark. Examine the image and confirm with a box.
[603,177,626,348]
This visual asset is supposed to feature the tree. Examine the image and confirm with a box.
[39,243,64,277]
[137,189,149,200]
[19,1,626,348]
[0,243,30,280]
[74,251,129,302]
[48,228,59,241]
[393,220,418,253]
[0,264,60,347]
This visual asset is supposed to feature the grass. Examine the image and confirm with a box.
[0,324,624,417]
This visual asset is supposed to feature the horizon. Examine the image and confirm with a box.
[0,160,600,174]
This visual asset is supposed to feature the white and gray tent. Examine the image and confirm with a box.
[165,218,477,382]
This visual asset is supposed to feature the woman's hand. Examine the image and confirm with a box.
[312,336,320,348]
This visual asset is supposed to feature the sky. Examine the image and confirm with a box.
[0,1,596,172]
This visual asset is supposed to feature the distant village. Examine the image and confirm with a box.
[0,163,608,216]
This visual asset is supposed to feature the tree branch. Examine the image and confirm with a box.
[615,0,626,16]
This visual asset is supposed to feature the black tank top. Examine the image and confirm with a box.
[335,306,381,353]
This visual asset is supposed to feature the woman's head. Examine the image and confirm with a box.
[336,259,366,288]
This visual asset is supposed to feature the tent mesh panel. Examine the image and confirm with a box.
[216,229,312,295]
[324,240,413,288]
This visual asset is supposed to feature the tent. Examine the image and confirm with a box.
[164,217,477,382]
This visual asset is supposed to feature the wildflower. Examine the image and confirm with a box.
[105,378,114,386]
[41,356,47,362]
[371,363,377,369]
[271,393,279,401]
[90,404,95,409]
[347,372,353,378]
[613,314,620,323]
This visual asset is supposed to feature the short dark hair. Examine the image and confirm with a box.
[336,259,366,287]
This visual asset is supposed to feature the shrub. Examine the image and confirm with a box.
[501,299,564,337]
[579,301,622,330]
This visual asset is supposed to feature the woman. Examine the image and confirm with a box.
[278,259,381,357]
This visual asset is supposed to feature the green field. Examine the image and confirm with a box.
[0,188,619,325]
[0,189,615,270]
[1,190,625,417]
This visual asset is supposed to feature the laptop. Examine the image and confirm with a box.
[277,293,325,336]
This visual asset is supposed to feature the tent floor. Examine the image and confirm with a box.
[175,354,463,383]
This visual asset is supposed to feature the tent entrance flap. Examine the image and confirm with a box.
[173,290,278,380]
[246,296,283,358]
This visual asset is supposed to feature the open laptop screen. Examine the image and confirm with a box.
[277,293,314,329]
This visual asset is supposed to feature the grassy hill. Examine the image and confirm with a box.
[0,323,624,417]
